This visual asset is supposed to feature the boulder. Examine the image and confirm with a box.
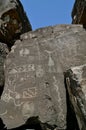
[0,24,86,129]
[72,0,86,24]
[65,64,86,130]
[0,0,32,46]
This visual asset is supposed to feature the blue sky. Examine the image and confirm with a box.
[21,0,75,30]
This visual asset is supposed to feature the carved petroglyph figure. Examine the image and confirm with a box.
[45,50,55,73]
[36,65,44,78]
[53,76,65,126]
[19,48,30,57]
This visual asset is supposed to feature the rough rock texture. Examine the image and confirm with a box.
[0,24,86,129]
[72,0,86,24]
[0,43,9,97]
[0,0,32,46]
[65,64,86,130]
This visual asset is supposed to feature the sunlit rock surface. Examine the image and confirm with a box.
[0,25,86,129]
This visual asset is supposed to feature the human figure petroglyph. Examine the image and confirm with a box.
[36,65,44,78]
[45,50,55,73]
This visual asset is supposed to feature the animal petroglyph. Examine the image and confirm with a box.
[2,87,37,107]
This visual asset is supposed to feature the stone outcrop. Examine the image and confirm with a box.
[65,64,86,130]
[0,24,86,129]
[0,0,32,47]
[72,0,86,24]
[0,0,86,130]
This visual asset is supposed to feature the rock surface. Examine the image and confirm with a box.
[0,24,86,129]
[0,0,32,46]
[65,64,86,130]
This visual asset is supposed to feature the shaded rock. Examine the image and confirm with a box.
[72,0,86,24]
[0,0,32,46]
[0,43,9,97]
[65,64,86,130]
[0,24,86,129]
[8,116,56,130]
[0,118,7,130]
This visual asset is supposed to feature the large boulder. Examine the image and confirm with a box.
[65,64,86,130]
[0,24,86,129]
[0,0,32,46]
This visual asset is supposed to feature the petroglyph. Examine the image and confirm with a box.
[23,87,37,99]
[53,76,65,121]
[19,48,30,57]
[45,50,55,73]
[2,89,13,103]
[2,87,37,107]
[6,74,18,88]
[36,65,44,77]
[9,64,35,74]
[9,68,18,74]
[0,110,7,116]
[2,89,22,106]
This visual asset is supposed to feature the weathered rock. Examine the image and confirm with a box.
[72,0,86,24]
[65,64,86,130]
[0,43,9,97]
[0,0,32,46]
[0,24,86,129]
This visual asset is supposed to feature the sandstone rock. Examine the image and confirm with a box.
[0,0,32,46]
[0,24,86,129]
[65,64,86,130]
[72,0,86,24]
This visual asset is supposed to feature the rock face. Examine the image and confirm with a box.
[72,0,86,24]
[65,64,86,130]
[0,24,86,129]
[0,1,86,130]
[0,0,32,46]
